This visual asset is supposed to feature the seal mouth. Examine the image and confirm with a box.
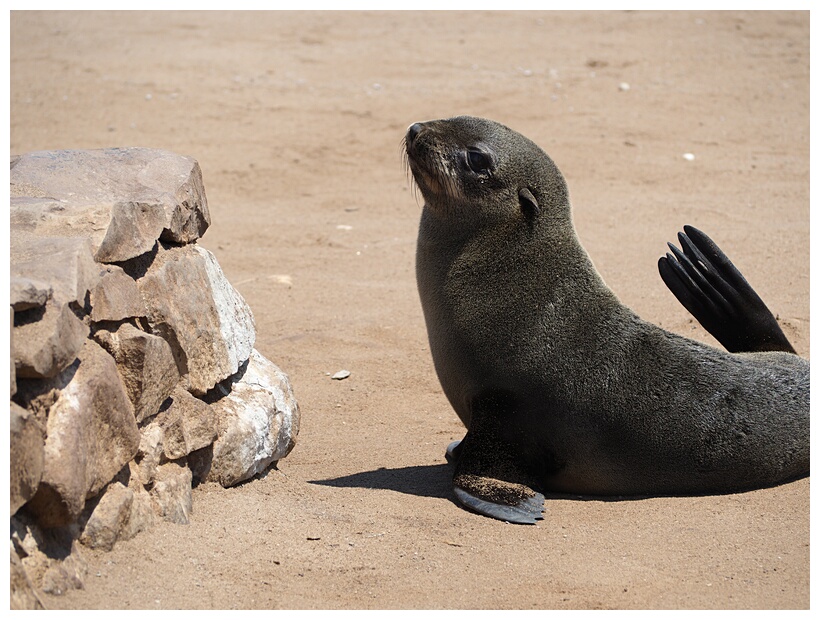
[404,122,462,205]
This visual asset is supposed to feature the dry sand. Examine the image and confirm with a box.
[9,10,809,609]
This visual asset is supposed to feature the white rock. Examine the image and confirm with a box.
[206,350,300,487]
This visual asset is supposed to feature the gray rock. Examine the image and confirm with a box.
[186,445,215,484]
[138,244,256,395]
[10,276,52,311]
[25,339,140,528]
[13,300,88,379]
[10,547,45,610]
[106,461,158,541]
[93,322,179,422]
[40,541,87,596]
[154,385,218,461]
[10,307,16,397]
[150,461,193,525]
[136,423,164,486]
[94,200,168,263]
[10,147,211,261]
[10,514,52,590]
[10,235,99,308]
[122,485,159,541]
[207,350,300,487]
[79,482,134,551]
[90,265,145,322]
[10,402,45,516]
[9,235,98,380]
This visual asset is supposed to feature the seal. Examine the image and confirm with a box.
[405,116,809,524]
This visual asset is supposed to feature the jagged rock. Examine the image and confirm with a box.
[138,244,256,395]
[94,200,168,263]
[136,423,164,485]
[79,482,134,551]
[93,323,179,422]
[10,235,97,380]
[207,350,300,487]
[106,461,158,541]
[10,546,45,610]
[10,147,211,261]
[152,385,218,461]
[122,486,158,540]
[10,276,52,311]
[90,265,145,322]
[13,300,88,379]
[40,541,87,595]
[10,235,99,308]
[25,340,140,528]
[10,402,45,516]
[10,307,16,397]
[10,514,51,588]
[187,445,214,483]
[10,513,84,601]
[150,461,193,525]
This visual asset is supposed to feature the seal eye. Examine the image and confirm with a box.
[466,149,493,175]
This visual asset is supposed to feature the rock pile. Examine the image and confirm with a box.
[9,148,300,608]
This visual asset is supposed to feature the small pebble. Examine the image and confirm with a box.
[682,153,695,161]
[618,82,630,91]
[332,370,351,380]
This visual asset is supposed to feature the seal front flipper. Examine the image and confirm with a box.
[449,410,545,525]
[658,225,795,354]
[453,485,546,525]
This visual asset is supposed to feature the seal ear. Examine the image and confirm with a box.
[518,187,540,221]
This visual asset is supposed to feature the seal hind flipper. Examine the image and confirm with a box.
[658,225,795,354]
[446,438,544,523]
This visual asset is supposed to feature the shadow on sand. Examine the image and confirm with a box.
[309,463,454,500]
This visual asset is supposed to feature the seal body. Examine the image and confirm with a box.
[406,116,809,522]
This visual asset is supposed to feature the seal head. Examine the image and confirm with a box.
[405,116,566,229]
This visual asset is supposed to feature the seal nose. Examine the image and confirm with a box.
[407,122,424,144]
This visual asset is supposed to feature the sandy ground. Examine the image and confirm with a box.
[9,10,810,610]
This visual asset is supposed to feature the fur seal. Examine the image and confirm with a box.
[405,116,809,524]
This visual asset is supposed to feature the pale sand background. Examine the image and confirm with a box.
[9,10,809,609]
